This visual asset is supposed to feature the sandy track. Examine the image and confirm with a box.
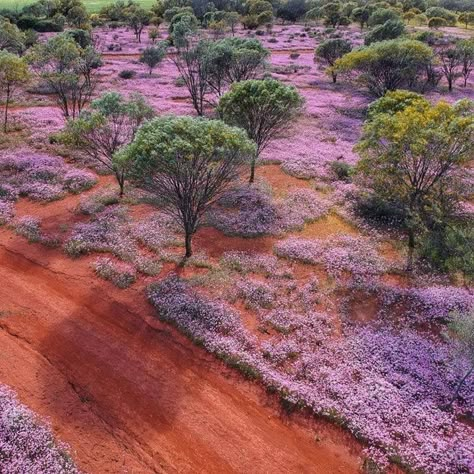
[0,228,361,473]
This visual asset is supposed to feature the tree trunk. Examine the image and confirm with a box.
[332,72,337,83]
[117,172,125,197]
[407,226,415,271]
[184,231,193,258]
[3,85,10,134]
[446,365,474,410]
[249,158,256,183]
[448,75,453,91]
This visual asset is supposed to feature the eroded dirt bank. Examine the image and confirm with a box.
[0,228,361,473]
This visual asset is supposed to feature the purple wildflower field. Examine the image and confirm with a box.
[0,15,473,474]
[0,384,78,473]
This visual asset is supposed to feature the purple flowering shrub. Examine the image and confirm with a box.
[274,235,387,281]
[220,251,280,276]
[93,257,137,288]
[235,278,275,310]
[147,274,474,472]
[208,186,330,237]
[64,207,135,260]
[0,201,14,225]
[0,384,78,474]
[13,216,60,247]
[0,150,97,202]
[65,208,172,276]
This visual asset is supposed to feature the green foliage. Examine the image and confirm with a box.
[218,78,303,182]
[315,38,352,82]
[458,12,474,29]
[333,39,434,96]
[0,18,26,54]
[59,91,154,195]
[139,42,167,74]
[0,51,29,132]
[419,219,474,282]
[428,16,447,28]
[367,7,400,26]
[457,39,474,87]
[27,33,101,118]
[356,92,474,267]
[118,116,256,257]
[365,19,405,45]
[351,6,370,29]
[425,6,457,25]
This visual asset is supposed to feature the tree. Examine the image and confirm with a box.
[352,6,370,29]
[172,39,209,116]
[322,2,343,28]
[0,19,26,55]
[364,19,406,45]
[438,45,461,91]
[367,7,400,26]
[458,12,474,29]
[173,37,269,114]
[59,92,154,196]
[446,311,474,409]
[315,38,352,83]
[457,39,474,87]
[128,5,151,43]
[218,79,303,183]
[277,0,308,23]
[27,34,102,119]
[333,39,434,96]
[428,16,447,28]
[224,11,240,35]
[356,92,474,269]
[0,51,29,133]
[139,43,167,74]
[149,26,159,43]
[425,6,457,25]
[118,116,255,258]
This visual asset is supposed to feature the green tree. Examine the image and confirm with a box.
[128,5,151,42]
[315,38,352,83]
[425,6,457,25]
[333,39,434,96]
[352,6,370,29]
[0,19,26,55]
[428,16,447,28]
[367,7,400,26]
[446,311,474,409]
[0,51,29,133]
[139,43,167,74]
[457,39,474,87]
[356,92,474,269]
[117,116,255,258]
[458,12,474,29]
[438,45,461,91]
[27,34,101,119]
[59,92,154,196]
[218,78,303,183]
[322,2,343,27]
[364,19,406,45]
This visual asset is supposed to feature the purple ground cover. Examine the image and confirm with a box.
[0,384,78,474]
[148,275,474,473]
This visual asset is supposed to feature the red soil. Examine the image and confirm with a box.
[0,226,362,473]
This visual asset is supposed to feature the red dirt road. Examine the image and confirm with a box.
[0,228,361,473]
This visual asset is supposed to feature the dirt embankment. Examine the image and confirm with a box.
[0,227,362,473]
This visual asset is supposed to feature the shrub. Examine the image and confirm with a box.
[333,39,435,96]
[118,69,136,79]
[0,384,78,473]
[93,257,137,288]
[329,160,353,181]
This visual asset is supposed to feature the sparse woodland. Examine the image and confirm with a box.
[0,0,473,472]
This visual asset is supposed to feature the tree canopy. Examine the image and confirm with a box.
[117,116,256,257]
